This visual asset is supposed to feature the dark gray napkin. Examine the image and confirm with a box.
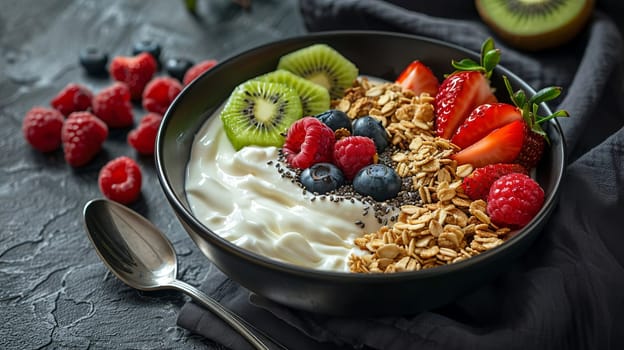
[178,1,624,349]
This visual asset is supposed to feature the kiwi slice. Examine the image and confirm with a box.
[220,80,302,150]
[476,0,595,51]
[256,69,331,116]
[277,44,358,99]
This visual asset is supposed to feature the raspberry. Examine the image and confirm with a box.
[61,111,108,167]
[141,77,183,115]
[22,107,65,152]
[127,113,163,155]
[98,156,142,204]
[461,163,528,201]
[92,82,134,128]
[182,59,218,85]
[487,173,545,227]
[50,83,93,116]
[283,117,335,169]
[109,52,157,99]
[333,136,377,180]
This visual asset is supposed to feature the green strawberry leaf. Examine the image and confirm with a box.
[513,89,526,108]
[481,38,496,63]
[503,75,569,132]
[536,110,570,124]
[482,49,500,79]
[451,58,483,72]
[529,86,562,105]
[449,38,500,77]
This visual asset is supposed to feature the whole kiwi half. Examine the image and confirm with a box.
[475,0,595,51]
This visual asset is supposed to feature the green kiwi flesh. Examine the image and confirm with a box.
[277,44,358,99]
[256,69,331,116]
[476,0,595,51]
[220,80,302,150]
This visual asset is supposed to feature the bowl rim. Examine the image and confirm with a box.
[156,30,566,282]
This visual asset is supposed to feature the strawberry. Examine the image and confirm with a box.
[434,38,499,139]
[502,76,569,169]
[395,60,439,97]
[450,103,522,149]
[451,119,525,168]
[461,163,528,201]
[109,52,157,99]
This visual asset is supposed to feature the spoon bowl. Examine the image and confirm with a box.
[83,199,177,291]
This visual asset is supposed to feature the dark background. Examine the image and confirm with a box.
[0,0,304,348]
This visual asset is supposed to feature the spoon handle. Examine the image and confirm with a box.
[170,279,285,350]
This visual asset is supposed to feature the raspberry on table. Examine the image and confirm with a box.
[333,136,377,180]
[22,107,65,152]
[109,52,157,99]
[282,116,335,169]
[182,59,218,85]
[127,113,163,155]
[142,77,183,115]
[61,111,108,167]
[50,83,93,116]
[486,173,545,227]
[98,156,142,205]
[461,163,528,201]
[92,82,134,128]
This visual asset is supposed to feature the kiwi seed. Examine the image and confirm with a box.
[277,44,358,99]
[255,69,331,116]
[220,80,302,150]
[475,0,595,51]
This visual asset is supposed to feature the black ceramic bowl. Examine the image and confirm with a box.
[156,31,565,316]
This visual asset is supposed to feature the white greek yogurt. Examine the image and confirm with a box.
[185,114,384,271]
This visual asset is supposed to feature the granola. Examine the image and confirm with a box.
[337,78,512,273]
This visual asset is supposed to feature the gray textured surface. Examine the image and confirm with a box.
[0,0,305,348]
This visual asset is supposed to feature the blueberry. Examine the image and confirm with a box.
[299,163,345,194]
[315,109,352,133]
[352,116,389,152]
[132,39,162,62]
[79,47,108,76]
[352,164,401,201]
[165,57,194,82]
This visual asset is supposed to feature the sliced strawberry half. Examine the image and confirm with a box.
[395,60,439,97]
[450,102,522,149]
[451,119,525,168]
[434,38,500,139]
[435,71,497,139]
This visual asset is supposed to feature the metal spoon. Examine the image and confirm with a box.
[83,198,283,350]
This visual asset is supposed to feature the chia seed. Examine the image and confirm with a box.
[275,143,421,225]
